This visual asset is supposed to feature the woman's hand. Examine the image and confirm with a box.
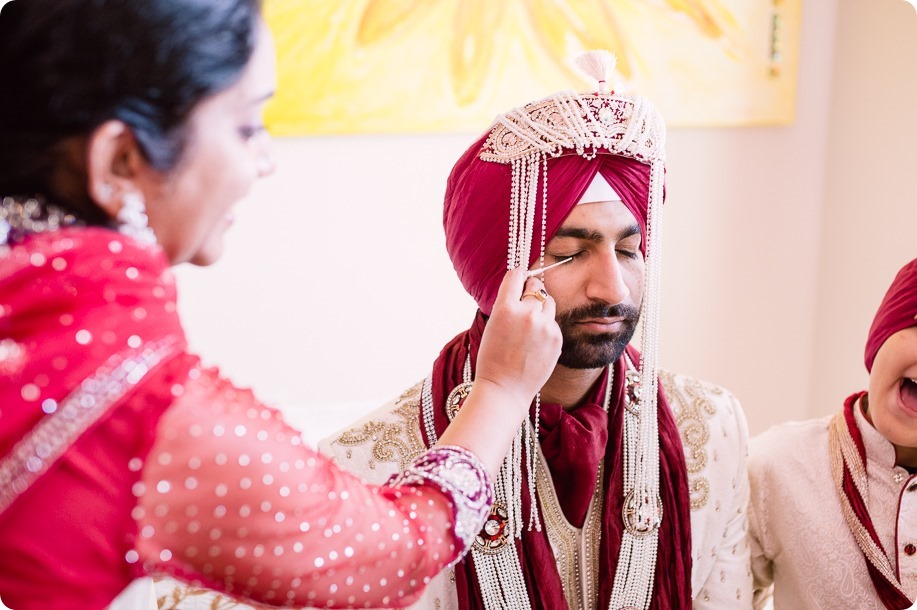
[474,268,562,408]
[437,268,561,476]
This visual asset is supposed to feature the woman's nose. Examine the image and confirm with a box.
[252,131,275,178]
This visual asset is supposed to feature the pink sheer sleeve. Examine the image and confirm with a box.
[134,367,491,608]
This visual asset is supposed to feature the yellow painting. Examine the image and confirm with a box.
[264,0,801,134]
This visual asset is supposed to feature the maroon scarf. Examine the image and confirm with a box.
[427,312,692,609]
[830,393,913,609]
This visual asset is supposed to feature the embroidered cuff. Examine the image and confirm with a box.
[386,445,493,552]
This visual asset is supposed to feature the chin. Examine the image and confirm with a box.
[881,425,917,454]
[557,337,629,369]
[871,403,917,448]
[189,251,222,266]
[188,242,225,266]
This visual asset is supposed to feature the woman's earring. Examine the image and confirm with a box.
[97,183,114,201]
[116,192,157,246]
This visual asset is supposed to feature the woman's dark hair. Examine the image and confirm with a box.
[0,0,262,219]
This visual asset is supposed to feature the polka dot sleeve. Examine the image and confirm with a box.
[134,366,491,608]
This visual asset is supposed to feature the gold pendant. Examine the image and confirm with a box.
[624,369,642,415]
[474,502,510,554]
[446,381,474,421]
[621,490,663,537]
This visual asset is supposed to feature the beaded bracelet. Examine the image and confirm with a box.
[386,445,493,553]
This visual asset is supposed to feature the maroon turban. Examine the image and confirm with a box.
[444,133,654,315]
[865,258,917,372]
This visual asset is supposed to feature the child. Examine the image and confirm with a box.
[749,258,917,610]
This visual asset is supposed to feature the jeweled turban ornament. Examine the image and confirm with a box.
[450,49,667,610]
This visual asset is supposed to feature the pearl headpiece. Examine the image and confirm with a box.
[478,50,667,610]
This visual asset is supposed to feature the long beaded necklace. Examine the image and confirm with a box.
[422,354,653,608]
[421,352,537,609]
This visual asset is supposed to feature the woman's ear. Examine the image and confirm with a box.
[85,120,147,219]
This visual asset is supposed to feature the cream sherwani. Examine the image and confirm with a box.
[748,403,917,609]
[320,370,753,609]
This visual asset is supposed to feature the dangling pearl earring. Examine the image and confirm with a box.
[116,192,157,246]
[97,183,114,201]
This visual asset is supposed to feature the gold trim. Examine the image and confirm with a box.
[537,448,604,609]
[332,382,426,470]
[659,370,716,511]
[0,336,180,516]
[828,412,908,596]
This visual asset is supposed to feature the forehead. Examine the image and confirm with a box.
[241,21,277,96]
[890,325,917,347]
[180,25,275,147]
[552,199,640,238]
[226,20,276,104]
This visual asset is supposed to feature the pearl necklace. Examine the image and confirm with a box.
[424,357,659,608]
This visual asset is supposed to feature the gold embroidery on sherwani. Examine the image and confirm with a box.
[828,412,908,597]
[537,447,604,610]
[660,370,719,511]
[332,382,426,470]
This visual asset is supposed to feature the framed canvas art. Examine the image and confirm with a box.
[264,0,801,134]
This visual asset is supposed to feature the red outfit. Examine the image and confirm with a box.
[0,226,489,609]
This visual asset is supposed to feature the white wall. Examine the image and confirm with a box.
[174,133,484,439]
[174,0,915,440]
[658,0,838,434]
[809,0,917,419]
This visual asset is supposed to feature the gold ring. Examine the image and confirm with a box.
[521,288,548,303]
